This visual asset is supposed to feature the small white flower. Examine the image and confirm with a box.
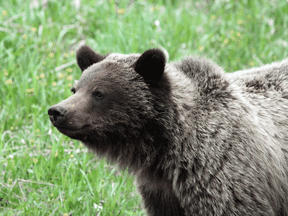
[93,203,103,210]
[267,18,274,26]
[155,20,160,26]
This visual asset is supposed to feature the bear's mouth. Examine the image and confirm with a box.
[55,125,90,136]
[55,125,91,142]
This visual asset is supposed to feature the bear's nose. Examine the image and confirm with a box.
[48,106,67,126]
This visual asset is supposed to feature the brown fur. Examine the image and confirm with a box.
[48,45,288,216]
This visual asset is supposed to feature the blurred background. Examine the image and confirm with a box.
[1,0,287,215]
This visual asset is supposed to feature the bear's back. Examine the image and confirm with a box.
[228,59,288,149]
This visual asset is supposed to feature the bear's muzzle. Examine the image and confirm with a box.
[48,105,67,126]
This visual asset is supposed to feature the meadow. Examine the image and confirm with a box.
[0,0,287,215]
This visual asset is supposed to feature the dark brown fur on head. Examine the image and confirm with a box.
[49,45,288,216]
[49,46,173,172]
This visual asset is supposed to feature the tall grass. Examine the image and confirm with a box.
[1,0,287,215]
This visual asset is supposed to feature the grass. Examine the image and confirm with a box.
[0,0,287,215]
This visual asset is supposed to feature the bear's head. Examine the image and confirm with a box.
[48,45,172,168]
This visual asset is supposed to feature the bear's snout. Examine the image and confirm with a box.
[48,105,67,126]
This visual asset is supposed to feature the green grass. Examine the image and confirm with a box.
[0,0,287,215]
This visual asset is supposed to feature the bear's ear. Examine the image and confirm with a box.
[133,48,166,81]
[76,45,106,72]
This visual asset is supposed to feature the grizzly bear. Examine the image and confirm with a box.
[48,45,288,216]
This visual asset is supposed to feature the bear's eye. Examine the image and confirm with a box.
[93,90,103,99]
[71,87,76,94]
